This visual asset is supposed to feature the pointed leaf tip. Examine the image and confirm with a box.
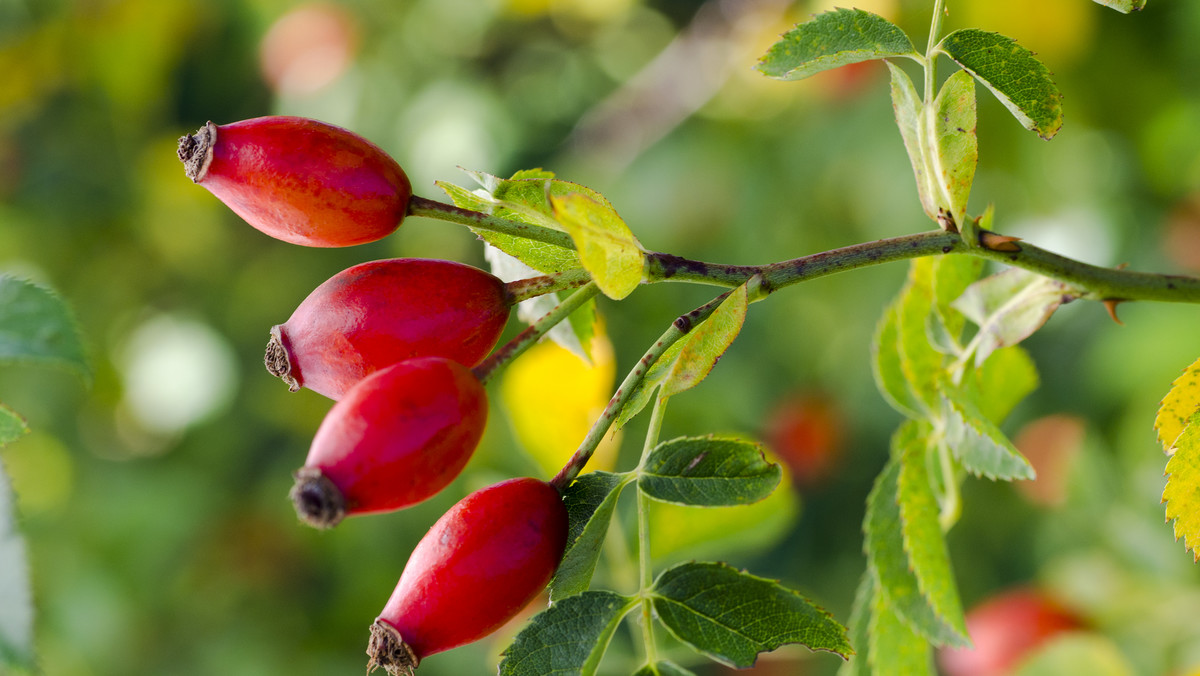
[757,8,918,81]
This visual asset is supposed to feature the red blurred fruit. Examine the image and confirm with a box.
[290,357,487,529]
[939,588,1085,676]
[266,258,510,400]
[367,477,568,674]
[259,3,358,96]
[763,393,844,488]
[177,116,411,247]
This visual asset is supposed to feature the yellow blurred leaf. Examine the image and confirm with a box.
[501,329,620,478]
[550,193,644,300]
[1163,412,1200,562]
[1156,357,1200,453]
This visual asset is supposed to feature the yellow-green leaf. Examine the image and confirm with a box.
[1163,411,1200,562]
[551,193,644,300]
[1156,357,1200,453]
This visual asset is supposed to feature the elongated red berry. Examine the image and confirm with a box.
[366,477,568,674]
[177,116,411,247]
[290,357,487,529]
[265,258,510,400]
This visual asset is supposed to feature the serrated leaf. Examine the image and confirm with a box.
[500,591,636,676]
[633,661,697,676]
[485,246,595,359]
[1091,0,1146,13]
[0,465,34,669]
[953,268,1072,367]
[972,345,1039,424]
[1156,357,1200,453]
[930,69,979,225]
[639,436,781,507]
[1163,411,1200,561]
[938,29,1064,140]
[867,584,934,676]
[651,562,851,667]
[551,472,633,602]
[0,276,89,379]
[0,405,28,447]
[864,448,970,647]
[941,387,1035,480]
[616,285,749,428]
[872,301,924,419]
[895,426,969,646]
[836,571,875,676]
[757,8,919,81]
[550,194,643,300]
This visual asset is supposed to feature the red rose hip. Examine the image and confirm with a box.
[177,115,411,247]
[939,588,1085,676]
[366,477,568,674]
[290,357,487,529]
[265,258,510,400]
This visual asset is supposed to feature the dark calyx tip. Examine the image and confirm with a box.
[366,620,418,676]
[264,327,299,392]
[290,467,346,529]
[177,121,217,183]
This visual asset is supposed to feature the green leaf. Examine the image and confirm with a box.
[551,471,634,602]
[1091,0,1146,13]
[896,260,943,412]
[616,285,750,428]
[639,436,781,507]
[0,465,34,669]
[484,246,596,360]
[550,193,643,300]
[972,345,1039,424]
[651,562,852,668]
[938,29,1064,140]
[887,61,931,219]
[0,276,89,379]
[941,386,1035,480]
[872,301,923,419]
[931,253,985,341]
[953,268,1073,367]
[499,591,636,676]
[756,8,919,81]
[895,426,969,646]
[1163,411,1200,561]
[632,661,697,676]
[864,448,969,647]
[1155,356,1200,452]
[867,585,934,676]
[930,69,979,225]
[0,405,29,448]
[837,571,876,676]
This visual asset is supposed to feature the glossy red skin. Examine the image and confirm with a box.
[276,258,509,400]
[939,588,1085,676]
[304,357,487,515]
[198,116,410,247]
[378,477,567,659]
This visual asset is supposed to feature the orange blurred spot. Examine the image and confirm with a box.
[763,392,844,489]
[1014,414,1085,507]
[259,3,358,96]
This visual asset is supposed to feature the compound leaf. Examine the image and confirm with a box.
[499,591,636,676]
[938,29,1064,140]
[0,275,88,379]
[651,561,851,668]
[551,471,634,602]
[953,268,1073,367]
[1091,0,1146,13]
[1156,357,1200,453]
[757,8,918,81]
[1163,411,1200,561]
[867,585,935,676]
[639,436,781,507]
[550,194,643,300]
[941,386,1035,480]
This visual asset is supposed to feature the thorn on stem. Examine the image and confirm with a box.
[980,231,1023,252]
[1102,299,1125,325]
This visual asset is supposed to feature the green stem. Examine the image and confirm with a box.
[471,283,600,385]
[549,292,731,492]
[936,439,960,531]
[504,268,593,304]
[636,393,669,668]
[925,0,947,101]
[407,195,576,250]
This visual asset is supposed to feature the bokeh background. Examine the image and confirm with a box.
[2,0,1200,674]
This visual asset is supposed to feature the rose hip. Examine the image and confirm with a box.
[265,258,510,400]
[290,357,487,529]
[177,116,411,247]
[366,477,568,674]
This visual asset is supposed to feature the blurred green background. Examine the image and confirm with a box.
[2,0,1200,674]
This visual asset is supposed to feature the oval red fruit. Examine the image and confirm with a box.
[177,116,411,247]
[939,588,1085,676]
[266,258,510,400]
[366,477,567,674]
[290,357,487,529]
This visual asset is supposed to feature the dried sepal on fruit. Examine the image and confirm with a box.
[178,116,411,247]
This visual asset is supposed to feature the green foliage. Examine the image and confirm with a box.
[499,591,636,676]
[1092,0,1147,13]
[551,471,633,602]
[953,268,1075,367]
[650,562,852,667]
[0,276,89,379]
[638,436,780,507]
[550,193,644,300]
[940,387,1035,480]
[1162,410,1200,561]
[632,661,696,676]
[756,9,918,81]
[0,467,33,669]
